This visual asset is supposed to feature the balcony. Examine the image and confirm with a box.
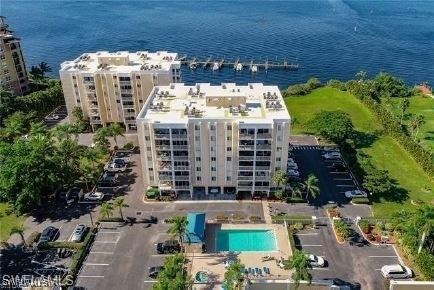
[156,155,171,161]
[255,156,271,161]
[239,156,254,161]
[239,134,255,140]
[254,176,269,181]
[155,144,171,150]
[254,186,270,191]
[174,176,190,181]
[172,145,188,150]
[154,134,171,140]
[256,133,272,139]
[171,134,188,140]
[173,166,190,171]
[173,155,189,161]
[237,176,254,181]
[238,166,254,171]
[158,175,173,181]
[255,166,271,171]
[238,185,253,190]
[256,144,272,150]
[239,145,255,150]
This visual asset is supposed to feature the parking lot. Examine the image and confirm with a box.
[43,105,68,128]
[294,223,402,289]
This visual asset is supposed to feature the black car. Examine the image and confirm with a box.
[348,233,368,247]
[148,266,163,279]
[97,172,118,187]
[38,226,59,244]
[156,240,181,254]
[330,162,347,172]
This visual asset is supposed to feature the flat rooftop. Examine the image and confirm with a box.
[59,51,180,74]
[137,83,291,124]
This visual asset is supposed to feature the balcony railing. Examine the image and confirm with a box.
[239,145,255,150]
[238,166,254,170]
[255,186,270,190]
[254,176,269,181]
[174,185,190,190]
[255,166,271,171]
[172,145,188,150]
[155,145,171,150]
[237,185,253,190]
[239,134,255,140]
[174,176,190,181]
[171,134,188,140]
[238,176,254,181]
[156,156,171,161]
[256,144,272,150]
[173,155,189,161]
[239,156,255,161]
[154,134,171,139]
[256,133,272,139]
[173,166,190,171]
[158,166,172,171]
[158,176,173,181]
[255,156,271,161]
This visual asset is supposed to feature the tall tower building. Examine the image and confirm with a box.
[0,16,29,96]
[59,51,181,131]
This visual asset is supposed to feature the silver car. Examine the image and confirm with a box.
[71,224,87,242]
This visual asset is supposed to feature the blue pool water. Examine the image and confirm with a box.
[216,229,277,252]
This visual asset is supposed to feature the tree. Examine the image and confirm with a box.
[271,169,288,191]
[29,66,43,79]
[224,259,245,290]
[0,111,30,141]
[29,122,47,136]
[113,197,128,220]
[107,123,124,147]
[410,114,425,140]
[416,205,433,254]
[371,72,411,100]
[308,110,354,144]
[274,189,286,200]
[399,98,410,125]
[38,62,52,78]
[153,254,188,290]
[167,216,188,244]
[283,249,312,289]
[304,174,320,200]
[10,225,26,246]
[71,106,86,132]
[93,126,111,149]
[100,202,113,219]
[362,168,393,197]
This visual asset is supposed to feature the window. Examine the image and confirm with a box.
[76,99,81,103]
[196,167,201,171]
[227,147,232,151]
[210,125,216,130]
[196,176,201,181]
[227,125,232,130]
[276,157,281,162]
[210,136,215,141]
[211,167,216,171]
[277,124,282,131]
[210,147,214,151]
[145,136,150,141]
[227,157,232,161]
[211,157,216,161]
[147,146,151,151]
[195,157,201,161]
[211,177,216,181]
[277,136,282,141]
[147,157,152,161]
[195,136,200,141]
[148,168,153,171]
[226,176,231,181]
[227,136,231,141]
[149,176,154,182]
[276,147,282,151]
[195,124,200,130]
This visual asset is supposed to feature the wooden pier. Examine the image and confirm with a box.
[177,55,298,72]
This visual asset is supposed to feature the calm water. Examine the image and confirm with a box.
[2,0,434,87]
[216,229,276,252]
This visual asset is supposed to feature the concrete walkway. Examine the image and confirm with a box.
[262,201,272,223]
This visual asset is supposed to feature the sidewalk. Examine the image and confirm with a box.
[262,201,272,223]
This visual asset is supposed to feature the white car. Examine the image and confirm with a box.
[381,264,412,279]
[84,191,104,201]
[104,162,127,172]
[287,162,298,170]
[322,152,341,160]
[287,169,300,176]
[344,189,368,199]
[306,254,325,268]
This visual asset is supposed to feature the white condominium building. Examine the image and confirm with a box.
[137,83,291,198]
[59,51,181,131]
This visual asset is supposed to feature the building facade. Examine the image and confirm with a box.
[59,51,181,131]
[0,16,29,96]
[137,83,291,198]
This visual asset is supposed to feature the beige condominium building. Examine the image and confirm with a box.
[137,83,291,198]
[0,16,29,96]
[59,51,181,131]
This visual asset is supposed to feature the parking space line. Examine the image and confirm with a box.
[151,254,173,257]
[144,280,156,283]
[295,244,323,247]
[90,251,114,254]
[84,263,110,266]
[79,275,105,278]
[368,256,397,258]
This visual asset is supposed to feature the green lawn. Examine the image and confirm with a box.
[284,87,434,216]
[0,203,24,242]
[390,95,434,151]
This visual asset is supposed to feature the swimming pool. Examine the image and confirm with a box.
[215,229,277,252]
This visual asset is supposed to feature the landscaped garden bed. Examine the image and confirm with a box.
[357,219,395,245]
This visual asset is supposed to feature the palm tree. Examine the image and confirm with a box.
[410,114,425,140]
[272,169,288,191]
[38,61,52,77]
[81,147,101,169]
[100,202,114,219]
[224,259,245,290]
[399,98,410,125]
[304,174,320,200]
[10,225,26,247]
[108,123,124,147]
[167,216,188,244]
[113,197,128,221]
[417,205,433,254]
[283,249,312,289]
[29,65,43,79]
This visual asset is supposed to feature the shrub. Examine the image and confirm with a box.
[283,77,322,97]
[334,219,351,239]
[358,219,371,232]
[293,223,304,231]
[351,197,370,204]
[123,142,134,150]
[286,197,305,203]
[327,79,347,91]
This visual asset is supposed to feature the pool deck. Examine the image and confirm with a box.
[187,222,292,287]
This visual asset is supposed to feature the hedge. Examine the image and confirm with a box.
[351,197,371,204]
[286,197,306,204]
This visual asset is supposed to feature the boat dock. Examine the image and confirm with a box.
[177,55,299,72]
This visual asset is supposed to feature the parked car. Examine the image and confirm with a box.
[156,240,181,254]
[331,162,347,172]
[348,232,367,247]
[113,151,130,162]
[344,189,368,199]
[38,226,59,244]
[287,169,300,177]
[104,162,127,173]
[322,146,339,153]
[148,266,164,279]
[97,172,119,187]
[84,191,104,201]
[66,187,83,204]
[71,224,87,242]
[56,187,69,204]
[380,264,412,279]
[322,152,342,160]
[306,254,326,267]
[112,158,127,166]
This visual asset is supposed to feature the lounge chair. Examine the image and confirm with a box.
[258,268,263,276]
[263,266,268,275]
[265,267,271,275]
[248,267,253,275]
[254,267,260,276]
